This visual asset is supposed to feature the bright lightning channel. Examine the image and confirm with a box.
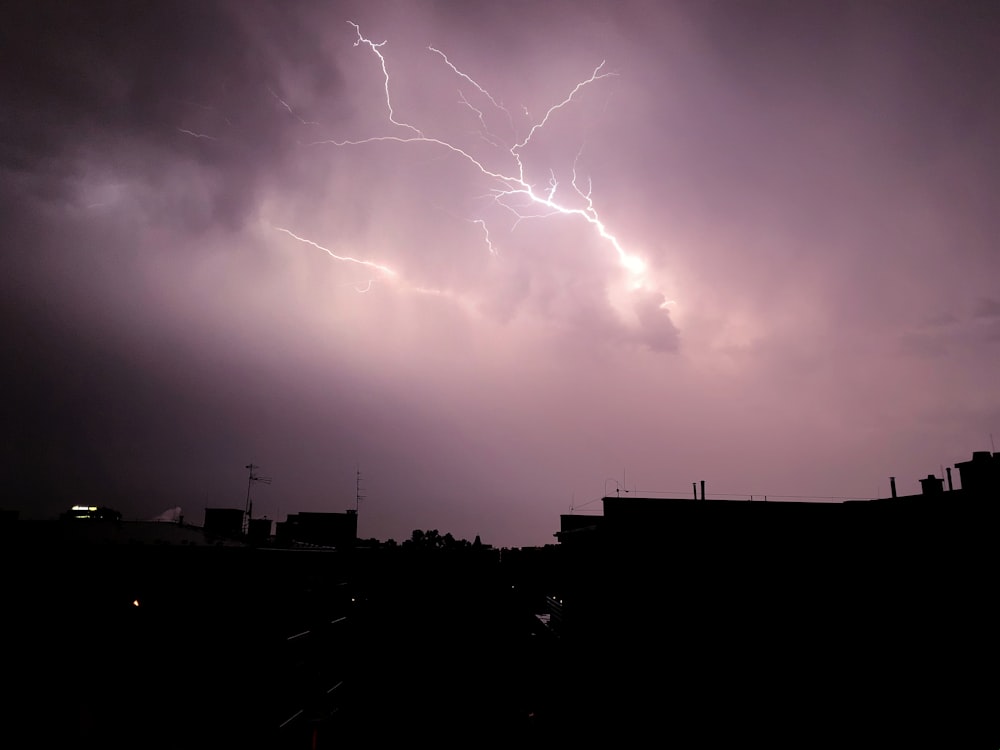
[271,225,474,304]
[273,225,474,301]
[472,219,497,256]
[307,22,652,286]
[273,226,397,279]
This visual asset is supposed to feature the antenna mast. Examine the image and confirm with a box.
[243,463,272,535]
[355,464,365,513]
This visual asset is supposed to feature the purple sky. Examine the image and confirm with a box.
[3,0,999,547]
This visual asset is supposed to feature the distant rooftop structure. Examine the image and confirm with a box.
[556,450,998,546]
[954,450,1000,495]
[276,510,357,549]
[204,507,245,539]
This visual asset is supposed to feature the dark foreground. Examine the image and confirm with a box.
[4,525,996,748]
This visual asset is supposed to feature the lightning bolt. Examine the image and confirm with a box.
[273,223,480,302]
[271,21,677,333]
[471,219,497,256]
[366,28,646,277]
[273,226,398,280]
[348,24,422,138]
[307,22,656,290]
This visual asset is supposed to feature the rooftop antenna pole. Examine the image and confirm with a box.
[355,464,365,513]
[244,463,258,535]
[243,463,272,535]
[992,433,996,453]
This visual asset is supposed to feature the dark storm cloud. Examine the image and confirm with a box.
[1,0,341,228]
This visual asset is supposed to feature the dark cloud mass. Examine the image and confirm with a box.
[2,0,999,547]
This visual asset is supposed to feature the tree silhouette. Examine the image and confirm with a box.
[404,529,473,549]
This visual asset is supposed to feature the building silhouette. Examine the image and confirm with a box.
[4,450,996,747]
[275,510,358,548]
[203,507,245,538]
[544,450,997,746]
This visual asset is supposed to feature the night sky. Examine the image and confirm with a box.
[3,0,999,548]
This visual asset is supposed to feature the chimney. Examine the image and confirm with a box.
[890,477,897,498]
[700,480,705,501]
[919,474,944,495]
[693,482,698,500]
[946,467,953,491]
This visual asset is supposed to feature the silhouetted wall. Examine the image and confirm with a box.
[204,507,244,537]
[955,450,999,495]
[276,510,357,548]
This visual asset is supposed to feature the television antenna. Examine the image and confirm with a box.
[355,464,365,513]
[244,463,272,534]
